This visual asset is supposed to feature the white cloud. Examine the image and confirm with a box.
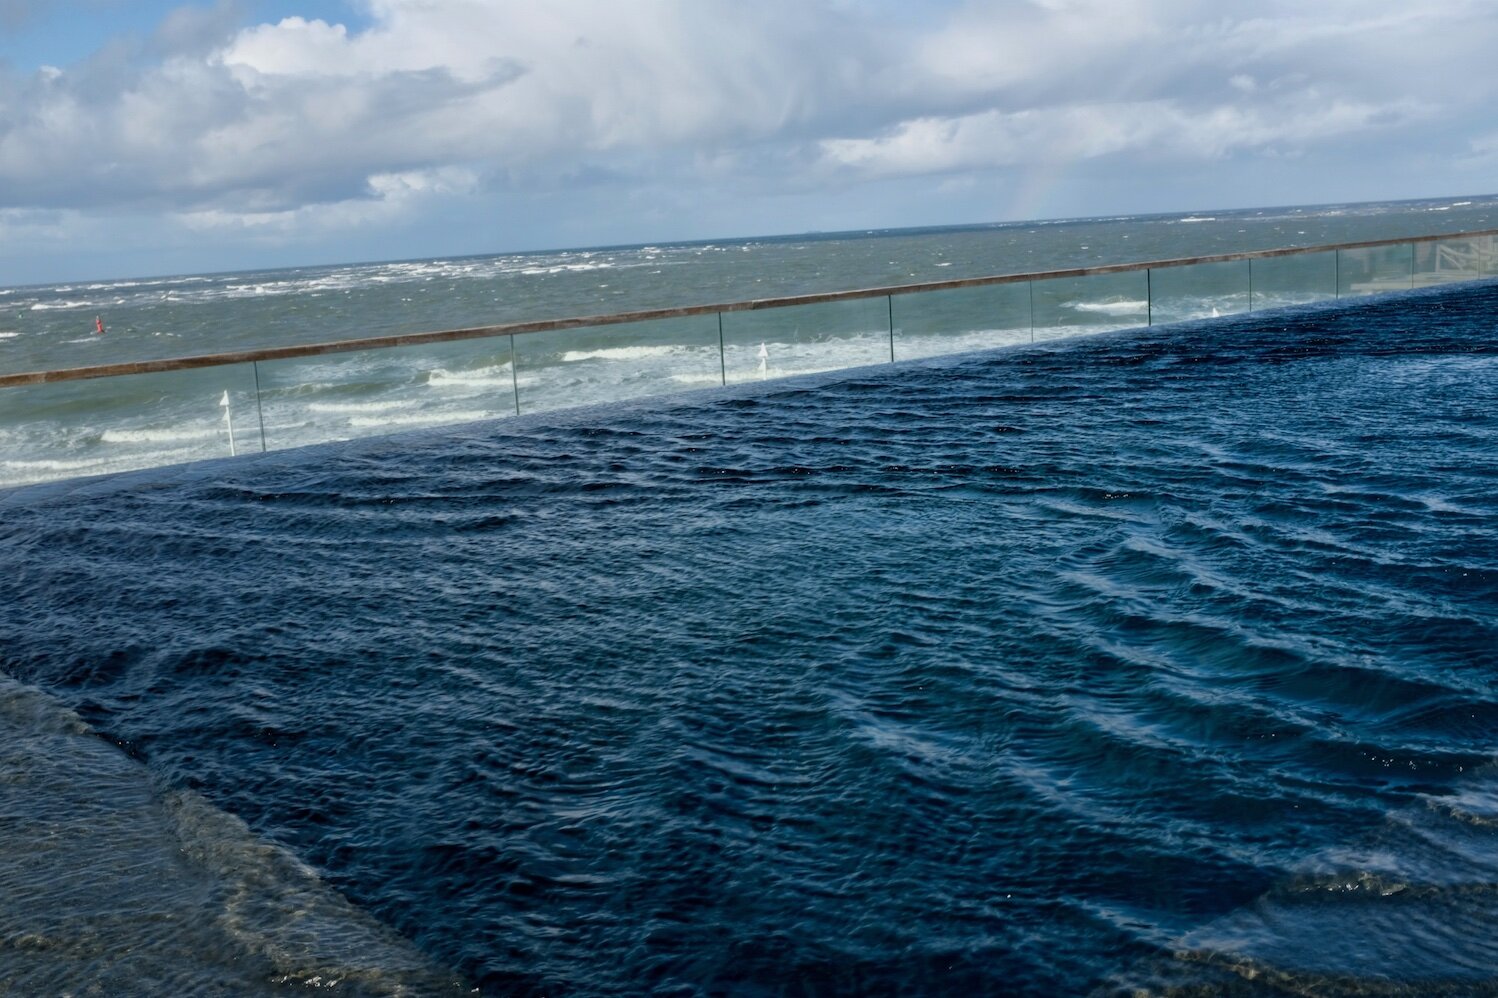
[819,96,1433,179]
[176,164,483,236]
[220,17,353,78]
[1460,132,1498,168]
[0,0,1494,265]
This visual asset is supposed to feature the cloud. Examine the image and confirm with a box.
[1461,132,1498,168]
[0,0,1494,256]
[818,96,1433,179]
[0,1,896,213]
[177,165,482,235]
[817,0,1487,180]
[0,0,51,29]
[0,205,83,245]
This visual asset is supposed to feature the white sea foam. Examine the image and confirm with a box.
[427,363,513,387]
[83,281,145,291]
[0,331,18,339]
[562,345,693,363]
[349,410,492,428]
[307,399,415,414]
[2,446,200,478]
[101,426,225,445]
[1,456,118,474]
[1072,299,1150,316]
[520,262,616,276]
[31,300,93,311]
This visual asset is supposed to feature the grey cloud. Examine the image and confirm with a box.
[0,48,525,212]
[147,0,247,59]
[0,0,1493,225]
[0,0,51,30]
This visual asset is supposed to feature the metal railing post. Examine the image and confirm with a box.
[887,295,895,363]
[509,334,520,415]
[252,360,268,452]
[1028,280,1035,343]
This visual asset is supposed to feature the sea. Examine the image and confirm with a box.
[2,195,1497,490]
[2,196,1498,995]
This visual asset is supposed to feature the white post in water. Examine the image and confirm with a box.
[220,390,237,457]
[757,342,769,380]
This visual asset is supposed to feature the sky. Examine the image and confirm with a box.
[0,0,1495,285]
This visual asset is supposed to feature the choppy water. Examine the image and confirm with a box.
[6,195,1497,373]
[2,276,1496,994]
[3,194,1495,491]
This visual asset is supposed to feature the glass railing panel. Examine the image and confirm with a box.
[891,283,1031,361]
[1148,260,1250,325]
[720,297,889,385]
[1031,270,1150,342]
[1249,251,1337,311]
[1338,244,1413,297]
[513,314,722,414]
[0,363,260,489]
[255,336,515,452]
[1415,238,1487,288]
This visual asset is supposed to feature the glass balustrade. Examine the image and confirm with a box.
[1031,270,1150,341]
[512,314,722,414]
[1249,251,1338,310]
[891,283,1032,361]
[720,297,889,386]
[1149,260,1251,325]
[5,232,1496,490]
[1338,244,1414,297]
[1416,237,1489,287]
[0,363,260,489]
[253,336,517,452]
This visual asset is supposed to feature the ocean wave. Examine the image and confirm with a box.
[307,400,417,414]
[30,300,94,311]
[427,363,513,387]
[101,426,225,445]
[562,345,696,363]
[1,447,199,475]
[348,410,492,427]
[1071,299,1150,315]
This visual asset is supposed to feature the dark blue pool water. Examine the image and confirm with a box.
[3,283,1497,995]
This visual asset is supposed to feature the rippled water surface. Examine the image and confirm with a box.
[3,283,1497,995]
